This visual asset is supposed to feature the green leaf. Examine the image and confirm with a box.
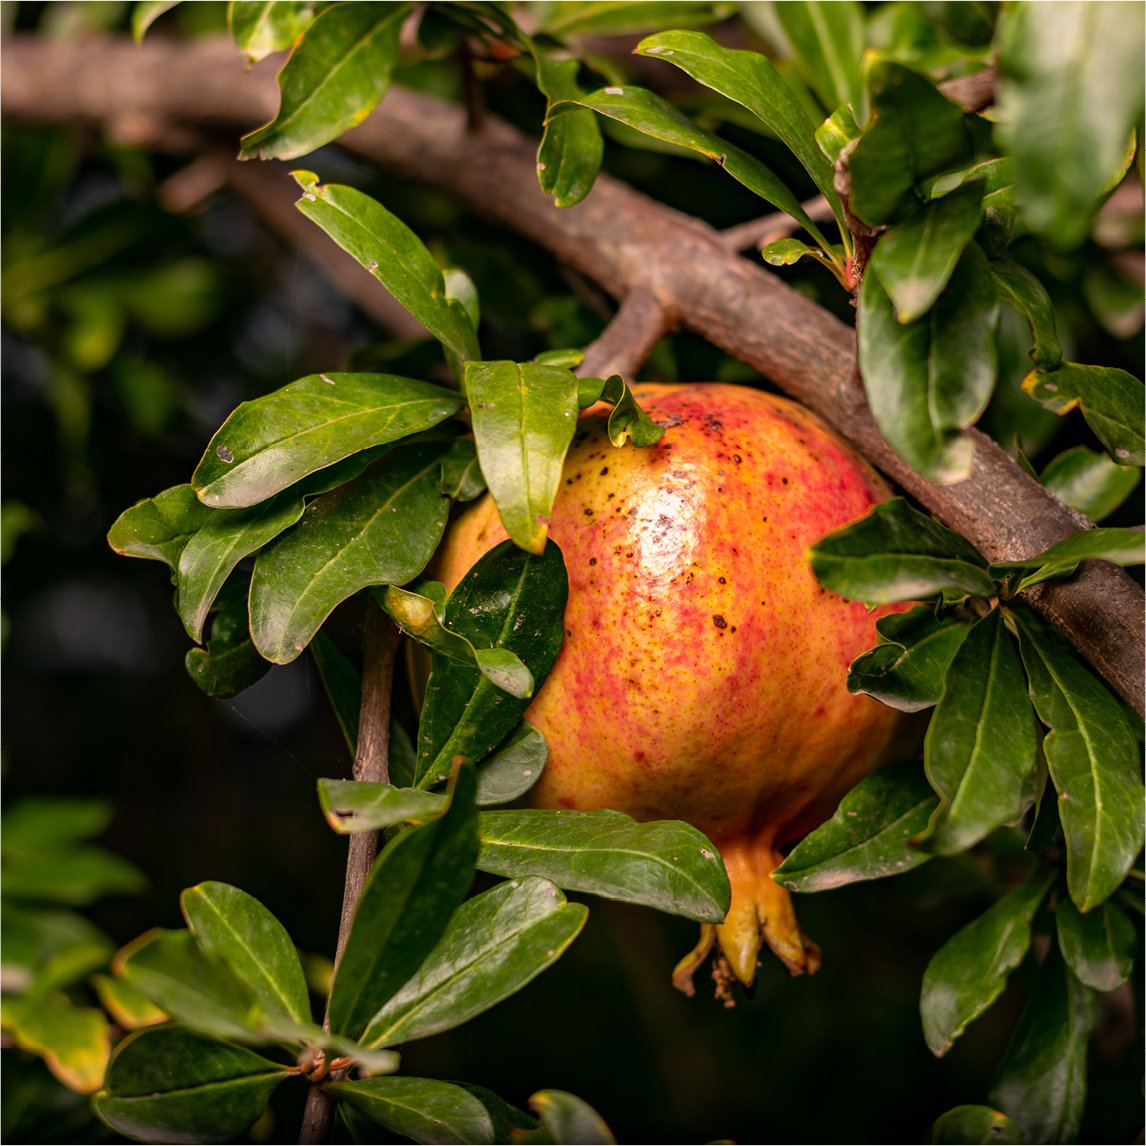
[1040,446,1141,522]
[773,0,864,111]
[815,101,861,164]
[989,948,1096,1145]
[440,438,486,502]
[318,779,444,835]
[107,484,214,569]
[809,498,997,605]
[2,796,112,851]
[539,1,731,37]
[1023,362,1145,466]
[995,2,1145,250]
[380,584,534,699]
[848,59,975,225]
[869,184,984,323]
[515,1090,616,1146]
[309,630,361,756]
[477,809,729,923]
[327,766,479,1041]
[931,1106,1023,1145]
[989,259,1064,371]
[93,973,167,1030]
[918,609,1038,856]
[229,1,316,62]
[773,762,938,892]
[453,1084,538,1141]
[362,876,587,1048]
[634,30,844,230]
[570,86,836,253]
[990,527,1145,594]
[416,541,567,788]
[1017,621,1145,911]
[759,237,825,267]
[1,993,109,1093]
[846,605,972,713]
[596,374,665,448]
[239,3,409,160]
[94,1026,288,1145]
[1056,897,1135,992]
[533,50,604,209]
[292,176,480,378]
[180,882,310,1028]
[192,372,462,509]
[1,844,146,906]
[858,242,1000,484]
[0,903,113,995]
[184,576,271,699]
[920,869,1055,1056]
[474,721,547,807]
[329,1076,495,1146]
[250,443,451,664]
[464,361,579,555]
[132,0,180,42]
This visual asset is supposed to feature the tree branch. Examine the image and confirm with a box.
[4,36,1140,716]
[578,286,669,379]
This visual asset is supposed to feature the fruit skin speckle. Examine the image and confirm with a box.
[432,383,911,987]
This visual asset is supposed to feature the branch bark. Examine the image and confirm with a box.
[4,35,1141,716]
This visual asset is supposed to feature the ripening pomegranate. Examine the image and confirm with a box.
[432,383,909,993]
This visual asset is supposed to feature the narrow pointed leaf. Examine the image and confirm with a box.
[539,1,731,37]
[990,259,1063,371]
[415,541,566,789]
[454,1084,538,1141]
[329,1076,495,1146]
[918,609,1038,855]
[239,3,408,160]
[440,438,486,502]
[1056,897,1135,992]
[1,993,110,1093]
[185,576,270,699]
[858,243,999,484]
[1023,362,1145,466]
[474,721,547,807]
[477,809,729,923]
[1017,621,1145,911]
[1039,446,1141,522]
[921,870,1055,1056]
[327,767,479,1041]
[465,361,579,555]
[250,443,450,664]
[516,1090,616,1146]
[534,51,604,208]
[107,484,214,568]
[181,882,310,1027]
[132,0,180,42]
[318,779,444,834]
[809,497,996,605]
[989,949,1096,1145]
[95,1026,288,1145]
[362,877,587,1048]
[192,372,461,509]
[773,762,938,892]
[869,184,984,323]
[932,1106,1023,1145]
[773,1,864,111]
[229,0,316,63]
[991,526,1145,594]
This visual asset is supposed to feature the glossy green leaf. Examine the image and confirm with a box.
[1017,621,1145,911]
[576,374,665,447]
[635,30,844,228]
[229,0,316,62]
[132,0,179,42]
[773,0,864,111]
[869,184,984,323]
[95,1026,288,1145]
[995,2,1145,249]
[918,610,1038,855]
[416,541,567,788]
[440,438,486,502]
[570,86,835,253]
[516,1090,616,1146]
[858,242,1000,484]
[327,766,479,1041]
[809,497,996,605]
[1,993,110,1093]
[815,101,860,164]
[991,527,1145,594]
[534,51,604,209]
[454,1084,538,1141]
[1023,362,1145,466]
[477,809,729,923]
[989,259,1063,371]
[847,606,972,712]
[107,484,214,569]
[93,974,167,1030]
[184,577,270,699]
[921,869,1054,1056]
[474,721,547,807]
[250,443,450,664]
[848,59,975,225]
[774,762,937,892]
[1056,897,1135,992]
[180,882,310,1028]
[465,361,579,555]
[239,3,408,160]
[362,876,587,1047]
[931,1106,1023,1145]
[329,1076,495,1146]
[539,1,731,36]
[318,779,444,834]
[760,238,821,267]
[293,176,480,377]
[1040,446,1141,522]
[192,371,461,509]
[380,584,534,698]
[989,948,1096,1144]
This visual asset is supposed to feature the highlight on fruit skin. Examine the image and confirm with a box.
[432,382,912,997]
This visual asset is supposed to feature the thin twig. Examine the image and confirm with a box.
[578,286,669,380]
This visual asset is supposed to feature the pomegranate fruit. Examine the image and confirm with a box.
[432,383,908,991]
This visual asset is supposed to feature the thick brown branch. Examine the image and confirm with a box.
[4,36,1141,715]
